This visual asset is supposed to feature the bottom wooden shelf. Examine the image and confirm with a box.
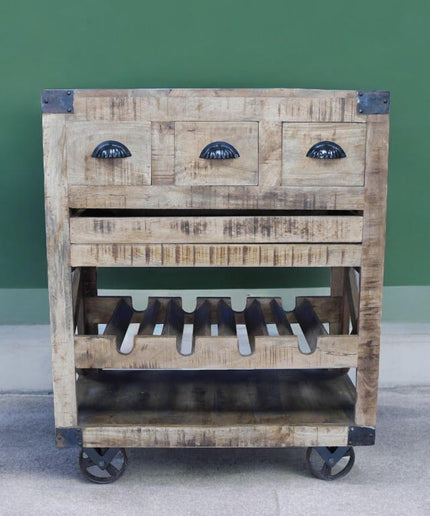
[77,370,356,448]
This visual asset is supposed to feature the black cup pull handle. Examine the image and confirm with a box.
[199,141,240,160]
[306,141,346,159]
[91,140,132,159]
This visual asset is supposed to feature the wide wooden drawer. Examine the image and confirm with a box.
[282,123,366,186]
[70,215,363,244]
[66,121,151,186]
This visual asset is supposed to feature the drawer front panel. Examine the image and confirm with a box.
[66,122,151,186]
[174,122,259,186]
[70,216,363,244]
[282,123,366,186]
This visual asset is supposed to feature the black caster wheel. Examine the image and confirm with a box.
[306,446,355,481]
[79,448,128,484]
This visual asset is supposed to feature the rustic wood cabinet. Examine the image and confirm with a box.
[42,88,389,482]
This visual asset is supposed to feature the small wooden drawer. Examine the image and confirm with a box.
[174,122,259,186]
[282,123,366,186]
[69,215,363,245]
[66,121,151,186]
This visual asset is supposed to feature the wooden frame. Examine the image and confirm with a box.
[43,88,389,449]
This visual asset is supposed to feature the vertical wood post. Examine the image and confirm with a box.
[355,115,390,426]
[43,114,77,427]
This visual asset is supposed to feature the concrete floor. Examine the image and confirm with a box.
[0,386,429,516]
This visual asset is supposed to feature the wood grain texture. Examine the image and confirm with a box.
[151,121,175,185]
[355,115,389,426]
[66,121,151,186]
[82,424,349,448]
[77,369,354,447]
[43,114,77,427]
[70,215,363,244]
[44,89,389,449]
[258,121,282,186]
[174,122,258,186]
[68,185,365,211]
[72,89,365,123]
[70,243,362,267]
[282,123,366,186]
[330,267,351,335]
[74,333,358,370]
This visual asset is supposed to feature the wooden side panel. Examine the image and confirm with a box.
[355,115,389,426]
[69,216,363,244]
[43,114,77,427]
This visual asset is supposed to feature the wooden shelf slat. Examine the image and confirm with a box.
[103,299,134,350]
[217,299,237,336]
[194,299,211,336]
[294,298,328,352]
[138,298,161,335]
[270,298,294,335]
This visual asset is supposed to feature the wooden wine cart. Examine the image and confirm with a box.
[42,88,389,482]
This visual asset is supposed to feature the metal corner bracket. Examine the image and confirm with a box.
[348,425,375,446]
[41,89,74,114]
[357,90,390,114]
[55,427,83,448]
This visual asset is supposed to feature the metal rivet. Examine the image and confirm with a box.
[358,92,363,96]
[359,109,364,113]
[67,107,72,113]
[383,98,388,103]
[67,90,71,95]
[44,98,49,103]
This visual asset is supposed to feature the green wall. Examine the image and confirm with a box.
[1,0,429,289]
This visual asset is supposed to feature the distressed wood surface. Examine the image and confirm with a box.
[77,369,354,447]
[70,243,362,267]
[174,122,259,186]
[83,295,344,326]
[70,215,363,244]
[74,333,358,370]
[74,295,358,370]
[82,424,349,448]
[66,121,151,186]
[43,114,77,427]
[151,121,175,185]
[43,88,388,447]
[72,89,365,123]
[282,123,366,186]
[330,267,351,335]
[68,185,365,210]
[258,121,282,186]
[295,298,328,352]
[355,115,389,426]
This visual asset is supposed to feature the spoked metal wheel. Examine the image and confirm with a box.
[306,446,355,480]
[79,448,128,483]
